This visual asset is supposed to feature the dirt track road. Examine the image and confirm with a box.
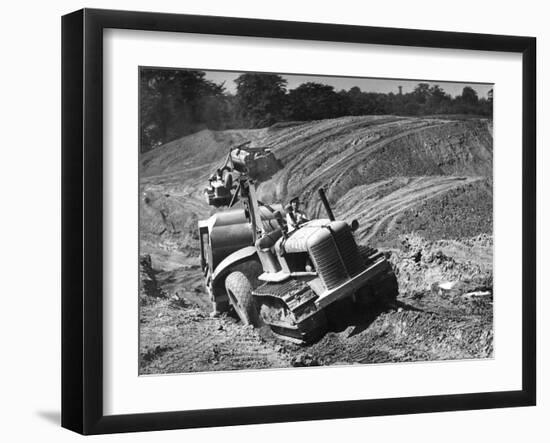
[140,251,493,374]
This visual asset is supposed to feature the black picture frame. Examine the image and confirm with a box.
[61,8,536,435]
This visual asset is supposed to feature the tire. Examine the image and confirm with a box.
[225,271,259,326]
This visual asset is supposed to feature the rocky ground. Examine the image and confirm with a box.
[138,115,493,374]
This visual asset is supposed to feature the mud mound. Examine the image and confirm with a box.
[140,116,492,250]
[332,176,491,246]
[306,307,493,364]
[140,128,266,178]
[140,187,204,252]
[139,254,164,304]
[382,178,492,243]
[320,120,491,207]
[389,234,492,298]
[255,117,492,213]
[345,177,493,246]
[139,247,211,311]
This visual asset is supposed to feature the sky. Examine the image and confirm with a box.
[203,70,493,99]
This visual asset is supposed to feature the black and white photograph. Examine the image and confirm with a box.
[138,68,494,374]
[1,0,546,438]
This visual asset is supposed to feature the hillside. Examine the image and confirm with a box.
[139,115,494,373]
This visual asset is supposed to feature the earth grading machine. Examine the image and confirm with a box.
[198,144,397,344]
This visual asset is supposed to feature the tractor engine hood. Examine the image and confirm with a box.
[281,219,338,254]
[280,218,365,291]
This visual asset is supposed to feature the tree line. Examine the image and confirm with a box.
[140,69,493,152]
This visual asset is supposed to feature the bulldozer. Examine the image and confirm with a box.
[203,167,234,207]
[198,152,397,344]
[228,141,281,180]
[203,141,281,207]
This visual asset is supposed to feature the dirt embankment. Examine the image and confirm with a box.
[138,115,493,374]
[139,116,492,251]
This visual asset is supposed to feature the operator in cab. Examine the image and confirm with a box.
[210,168,223,182]
[286,196,309,232]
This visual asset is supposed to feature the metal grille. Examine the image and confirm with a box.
[332,228,363,276]
[310,235,348,290]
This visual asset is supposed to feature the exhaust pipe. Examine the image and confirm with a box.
[318,188,335,221]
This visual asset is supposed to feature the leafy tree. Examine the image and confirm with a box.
[413,83,431,104]
[345,86,363,115]
[139,69,225,152]
[461,86,479,105]
[404,101,421,115]
[235,74,287,127]
[140,70,493,149]
[286,82,345,120]
[425,85,451,113]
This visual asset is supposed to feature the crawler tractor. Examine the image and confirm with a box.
[229,141,281,180]
[203,141,281,207]
[204,168,234,207]
[198,156,397,344]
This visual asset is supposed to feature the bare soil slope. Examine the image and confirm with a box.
[139,115,493,374]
